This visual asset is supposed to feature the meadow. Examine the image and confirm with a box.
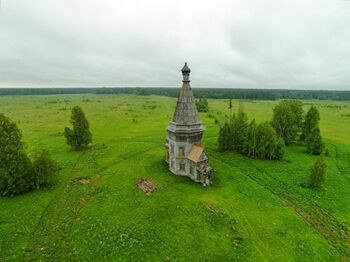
[0,94,349,261]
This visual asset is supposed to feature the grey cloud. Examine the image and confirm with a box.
[0,0,349,89]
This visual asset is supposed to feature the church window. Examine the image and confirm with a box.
[191,165,196,175]
[179,146,184,156]
[180,162,185,171]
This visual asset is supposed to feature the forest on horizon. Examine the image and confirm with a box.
[1,87,350,100]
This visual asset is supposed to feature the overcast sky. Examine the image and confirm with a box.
[0,0,349,89]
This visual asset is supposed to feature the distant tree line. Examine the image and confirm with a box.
[1,87,350,101]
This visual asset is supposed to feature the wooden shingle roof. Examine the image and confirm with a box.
[172,63,201,125]
[187,145,204,163]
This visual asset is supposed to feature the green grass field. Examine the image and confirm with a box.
[0,94,349,261]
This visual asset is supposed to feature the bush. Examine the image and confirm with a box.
[301,105,320,141]
[64,106,92,150]
[255,122,285,160]
[0,114,33,195]
[231,111,249,153]
[218,122,232,151]
[196,98,209,112]
[32,150,59,189]
[246,119,257,158]
[301,105,324,155]
[306,127,324,155]
[0,114,59,196]
[275,138,285,160]
[309,155,326,188]
[271,100,303,145]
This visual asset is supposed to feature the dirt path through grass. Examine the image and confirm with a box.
[209,150,350,260]
[23,150,100,261]
[23,144,159,261]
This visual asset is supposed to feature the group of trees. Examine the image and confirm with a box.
[271,100,324,155]
[218,111,285,160]
[270,100,327,188]
[0,106,92,196]
[301,106,323,155]
[219,99,327,189]
[304,105,326,189]
[271,100,303,145]
[0,114,59,195]
[195,98,209,112]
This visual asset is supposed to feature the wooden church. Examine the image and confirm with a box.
[165,63,213,186]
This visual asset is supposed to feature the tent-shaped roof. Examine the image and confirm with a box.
[172,63,201,124]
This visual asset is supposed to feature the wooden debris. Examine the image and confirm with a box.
[232,237,243,248]
[203,202,218,213]
[73,177,91,185]
[136,179,157,196]
[230,226,237,233]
